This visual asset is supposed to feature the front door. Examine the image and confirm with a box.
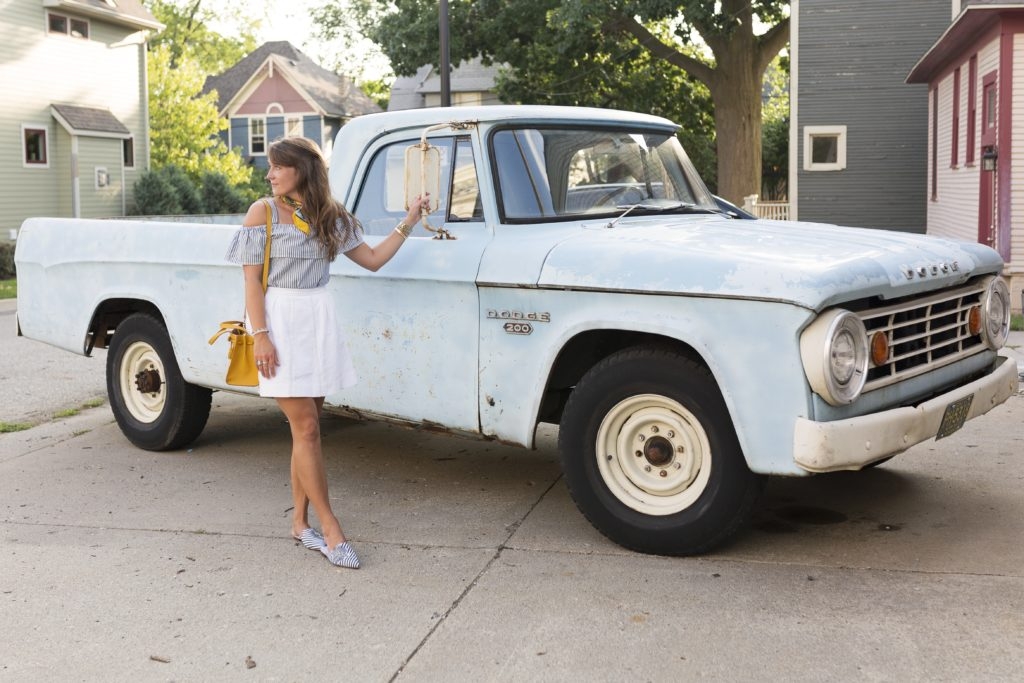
[978,73,997,247]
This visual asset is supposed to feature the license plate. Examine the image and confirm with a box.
[936,394,974,440]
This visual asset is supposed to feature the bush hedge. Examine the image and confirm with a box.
[133,165,253,216]
[0,241,15,280]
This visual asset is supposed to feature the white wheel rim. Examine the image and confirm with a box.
[118,340,165,423]
[596,394,712,516]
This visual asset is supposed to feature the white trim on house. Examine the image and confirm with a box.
[46,11,90,40]
[21,123,51,169]
[41,0,164,31]
[223,55,327,118]
[249,116,267,156]
[803,125,848,171]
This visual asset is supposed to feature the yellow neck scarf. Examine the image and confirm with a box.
[279,195,310,234]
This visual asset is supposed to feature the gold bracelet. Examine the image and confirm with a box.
[394,221,412,239]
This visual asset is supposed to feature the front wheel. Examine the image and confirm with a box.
[106,313,212,451]
[558,346,764,556]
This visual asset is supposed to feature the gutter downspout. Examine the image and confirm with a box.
[71,134,80,218]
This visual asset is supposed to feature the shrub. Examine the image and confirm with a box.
[133,168,184,215]
[132,165,203,215]
[162,165,203,214]
[200,172,247,213]
[0,241,15,279]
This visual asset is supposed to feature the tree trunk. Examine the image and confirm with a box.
[708,41,763,205]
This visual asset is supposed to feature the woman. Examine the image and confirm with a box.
[226,136,427,569]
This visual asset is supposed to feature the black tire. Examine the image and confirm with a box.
[106,313,212,451]
[558,346,764,556]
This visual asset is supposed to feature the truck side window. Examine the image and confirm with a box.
[491,129,555,221]
[448,137,483,222]
[353,138,454,236]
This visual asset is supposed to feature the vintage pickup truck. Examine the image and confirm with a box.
[15,106,1019,556]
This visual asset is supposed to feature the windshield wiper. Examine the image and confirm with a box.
[605,201,714,228]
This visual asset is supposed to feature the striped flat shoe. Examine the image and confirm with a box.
[321,541,360,569]
[296,528,326,550]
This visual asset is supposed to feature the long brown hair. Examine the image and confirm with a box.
[267,136,359,259]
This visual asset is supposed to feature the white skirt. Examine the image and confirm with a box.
[251,286,358,398]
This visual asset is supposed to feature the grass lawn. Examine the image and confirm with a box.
[0,279,14,300]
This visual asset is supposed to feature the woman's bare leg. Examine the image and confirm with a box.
[287,397,326,538]
[277,396,346,547]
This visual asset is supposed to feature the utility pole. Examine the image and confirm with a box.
[439,0,451,106]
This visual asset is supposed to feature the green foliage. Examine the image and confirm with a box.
[761,57,790,199]
[200,171,248,213]
[132,167,182,215]
[145,0,257,74]
[147,45,253,187]
[358,78,391,110]
[329,0,790,201]
[143,2,256,201]
[132,166,247,215]
[0,242,17,280]
[0,279,15,300]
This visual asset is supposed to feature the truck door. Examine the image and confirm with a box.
[329,134,489,433]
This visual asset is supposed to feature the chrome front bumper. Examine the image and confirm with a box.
[793,356,1019,472]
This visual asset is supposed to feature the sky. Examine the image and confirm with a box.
[204,0,393,82]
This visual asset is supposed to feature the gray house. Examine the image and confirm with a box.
[789,0,950,231]
[388,58,504,111]
[202,41,380,168]
[2,0,162,234]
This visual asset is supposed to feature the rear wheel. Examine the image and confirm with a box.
[106,313,211,451]
[558,346,764,555]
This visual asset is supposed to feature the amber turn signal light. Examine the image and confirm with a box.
[870,331,889,366]
[968,305,983,336]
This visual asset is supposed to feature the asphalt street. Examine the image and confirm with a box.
[1,296,1023,681]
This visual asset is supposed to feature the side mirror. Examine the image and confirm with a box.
[403,140,455,239]
[404,142,441,213]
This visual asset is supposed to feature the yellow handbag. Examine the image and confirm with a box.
[208,200,273,387]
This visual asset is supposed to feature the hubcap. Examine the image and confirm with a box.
[596,394,712,515]
[119,341,165,423]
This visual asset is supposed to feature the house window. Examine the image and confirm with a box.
[803,126,847,171]
[23,125,48,167]
[951,67,960,167]
[966,55,977,165]
[250,118,266,155]
[48,12,89,39]
[286,116,303,137]
[123,137,135,168]
[453,92,483,107]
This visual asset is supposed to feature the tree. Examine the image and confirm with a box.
[319,0,789,203]
[147,44,253,187]
[761,55,789,200]
[146,0,257,73]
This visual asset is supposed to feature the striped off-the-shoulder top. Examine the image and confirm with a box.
[224,199,364,289]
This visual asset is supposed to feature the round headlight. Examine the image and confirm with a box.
[800,309,870,406]
[981,276,1011,349]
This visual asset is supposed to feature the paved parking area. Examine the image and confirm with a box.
[1,384,1022,681]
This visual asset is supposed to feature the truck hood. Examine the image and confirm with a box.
[536,215,1005,310]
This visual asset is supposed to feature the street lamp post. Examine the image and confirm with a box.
[439,0,451,107]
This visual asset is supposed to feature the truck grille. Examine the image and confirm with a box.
[860,281,987,392]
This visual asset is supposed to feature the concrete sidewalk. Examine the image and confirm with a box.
[1,390,1022,681]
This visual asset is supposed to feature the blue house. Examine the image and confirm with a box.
[202,41,380,168]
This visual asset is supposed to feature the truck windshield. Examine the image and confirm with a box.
[490,127,717,223]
